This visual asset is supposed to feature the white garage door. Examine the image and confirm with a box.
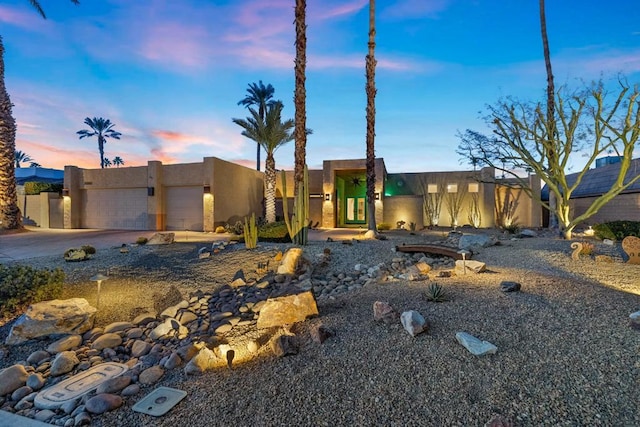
[165,186,203,231]
[82,188,148,230]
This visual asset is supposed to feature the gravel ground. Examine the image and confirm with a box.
[1,229,639,426]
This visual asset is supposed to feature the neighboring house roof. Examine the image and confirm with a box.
[15,167,64,185]
[541,157,640,200]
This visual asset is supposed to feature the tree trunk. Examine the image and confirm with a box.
[264,152,276,223]
[293,0,307,197]
[256,142,261,171]
[99,135,105,168]
[0,36,21,230]
[365,0,377,233]
[539,0,558,230]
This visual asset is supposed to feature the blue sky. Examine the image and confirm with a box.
[2,0,639,173]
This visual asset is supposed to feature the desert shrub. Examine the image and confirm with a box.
[214,226,226,234]
[225,221,244,235]
[377,223,391,231]
[0,265,64,318]
[258,221,291,243]
[593,221,640,241]
[81,245,96,255]
[136,237,148,245]
[423,283,448,302]
[503,223,520,234]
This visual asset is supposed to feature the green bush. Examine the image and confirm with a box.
[503,223,520,234]
[593,221,640,241]
[23,182,63,195]
[136,237,148,245]
[258,221,291,243]
[377,223,391,231]
[0,265,64,318]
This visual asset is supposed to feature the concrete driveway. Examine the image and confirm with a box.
[0,227,367,262]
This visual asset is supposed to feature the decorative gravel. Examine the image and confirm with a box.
[1,229,639,426]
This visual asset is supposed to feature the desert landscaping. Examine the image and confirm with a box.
[0,228,639,426]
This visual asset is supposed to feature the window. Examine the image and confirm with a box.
[427,184,438,194]
[468,183,479,193]
[447,184,457,193]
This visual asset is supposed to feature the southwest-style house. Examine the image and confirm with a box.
[16,156,639,232]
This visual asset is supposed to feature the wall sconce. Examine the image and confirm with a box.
[62,189,70,197]
[375,192,380,200]
[325,193,331,201]
[203,185,211,194]
[147,187,155,197]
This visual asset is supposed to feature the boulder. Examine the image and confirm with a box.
[0,364,29,396]
[147,232,175,245]
[455,259,486,274]
[256,291,318,329]
[131,340,152,358]
[277,248,303,275]
[47,334,83,354]
[630,310,640,330]
[160,300,189,319]
[310,323,334,344]
[139,365,164,385]
[103,322,134,333]
[5,298,97,345]
[373,301,397,323]
[458,234,495,251]
[270,332,299,357]
[400,310,428,337]
[96,375,131,394]
[91,333,123,351]
[455,332,497,356]
[363,229,377,239]
[150,317,188,340]
[50,351,80,376]
[500,281,521,292]
[85,393,123,414]
[184,347,217,375]
[64,249,88,262]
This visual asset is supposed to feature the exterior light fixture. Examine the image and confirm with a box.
[62,188,70,197]
[90,273,109,309]
[457,250,470,275]
[147,187,155,196]
[203,185,211,194]
[374,192,380,200]
[325,193,331,201]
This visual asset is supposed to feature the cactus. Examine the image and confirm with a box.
[243,213,258,249]
[424,283,448,302]
[281,165,310,245]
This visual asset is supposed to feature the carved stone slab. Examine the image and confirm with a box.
[621,236,640,264]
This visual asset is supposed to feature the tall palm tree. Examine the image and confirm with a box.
[365,0,378,233]
[293,0,308,199]
[0,0,79,230]
[112,156,124,167]
[233,101,297,223]
[103,158,112,168]
[29,162,41,168]
[77,117,122,169]
[539,0,558,230]
[15,150,34,168]
[238,81,276,171]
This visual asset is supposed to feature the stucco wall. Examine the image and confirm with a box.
[212,157,264,227]
[80,166,148,188]
[383,195,423,229]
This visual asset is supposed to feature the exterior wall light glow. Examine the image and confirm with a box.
[325,193,331,201]
[62,189,70,197]
[203,185,211,194]
[374,192,380,200]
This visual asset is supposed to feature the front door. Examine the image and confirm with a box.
[345,197,366,224]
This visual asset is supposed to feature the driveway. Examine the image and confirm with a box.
[0,227,367,262]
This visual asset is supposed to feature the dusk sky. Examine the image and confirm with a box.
[3,0,639,173]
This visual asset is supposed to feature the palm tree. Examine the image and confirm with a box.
[238,81,276,171]
[77,117,122,169]
[539,0,558,230]
[112,156,124,167]
[103,158,112,168]
[29,162,41,168]
[0,0,79,230]
[15,150,34,168]
[233,101,301,223]
[293,0,308,198]
[365,0,378,233]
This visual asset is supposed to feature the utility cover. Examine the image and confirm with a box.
[132,386,187,417]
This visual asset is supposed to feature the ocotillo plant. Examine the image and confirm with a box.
[243,213,258,249]
[281,165,309,245]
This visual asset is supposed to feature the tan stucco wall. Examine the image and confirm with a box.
[383,195,423,229]
[211,157,264,227]
[79,166,148,188]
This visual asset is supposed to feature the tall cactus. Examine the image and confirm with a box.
[243,212,258,249]
[281,165,309,245]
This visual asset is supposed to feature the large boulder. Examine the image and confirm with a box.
[5,298,97,345]
[257,291,318,329]
[147,232,175,245]
[458,234,496,252]
[277,248,304,275]
[0,364,29,397]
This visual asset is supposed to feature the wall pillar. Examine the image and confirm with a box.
[147,161,164,230]
[203,157,215,232]
[63,166,82,229]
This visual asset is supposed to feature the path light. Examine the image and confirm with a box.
[90,273,109,309]
[457,250,470,275]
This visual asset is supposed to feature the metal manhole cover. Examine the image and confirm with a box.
[132,386,187,417]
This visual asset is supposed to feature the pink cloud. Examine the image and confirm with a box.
[151,130,208,144]
[0,5,43,30]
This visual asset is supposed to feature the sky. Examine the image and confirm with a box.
[2,0,640,174]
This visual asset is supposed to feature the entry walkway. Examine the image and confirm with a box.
[0,227,367,262]
[0,411,50,427]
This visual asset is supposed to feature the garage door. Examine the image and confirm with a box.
[82,188,148,230]
[165,186,203,231]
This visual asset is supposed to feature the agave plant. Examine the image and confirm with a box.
[424,283,448,302]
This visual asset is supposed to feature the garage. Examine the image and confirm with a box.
[82,188,148,230]
[165,186,203,231]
